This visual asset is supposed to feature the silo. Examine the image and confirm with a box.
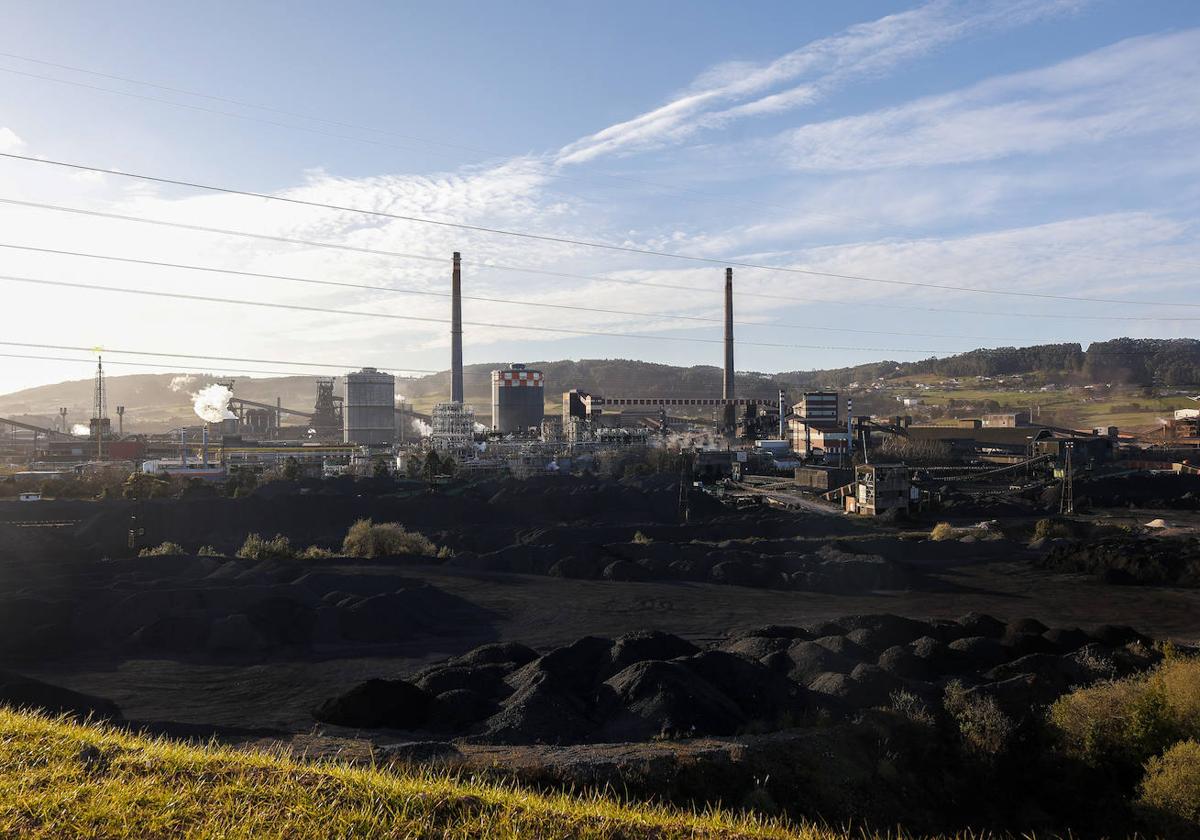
[343,368,395,445]
[491,364,544,433]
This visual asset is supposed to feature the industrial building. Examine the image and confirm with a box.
[845,464,913,516]
[491,364,545,434]
[343,368,396,446]
[430,402,476,457]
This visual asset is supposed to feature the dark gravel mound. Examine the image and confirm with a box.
[1071,472,1200,510]
[312,678,432,729]
[0,552,498,664]
[315,612,1165,745]
[1037,535,1200,587]
[0,670,121,721]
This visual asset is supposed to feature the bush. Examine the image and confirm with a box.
[930,522,956,541]
[341,519,442,558]
[197,545,224,557]
[138,541,185,557]
[890,689,934,728]
[299,545,336,560]
[1139,740,1200,831]
[235,533,297,562]
[1033,517,1073,541]
[632,530,653,545]
[944,681,1014,757]
[1050,656,1200,768]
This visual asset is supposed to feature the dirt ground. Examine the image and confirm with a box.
[25,558,1200,733]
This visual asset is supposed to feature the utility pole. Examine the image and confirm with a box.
[1059,441,1075,515]
[116,405,125,437]
[845,396,854,466]
[778,389,785,441]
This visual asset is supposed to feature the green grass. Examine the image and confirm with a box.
[0,708,844,839]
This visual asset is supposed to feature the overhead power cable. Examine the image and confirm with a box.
[3,151,1197,309]
[4,51,1198,276]
[0,273,952,354]
[0,242,989,342]
[0,340,485,378]
[3,196,1195,324]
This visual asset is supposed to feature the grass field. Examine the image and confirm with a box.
[0,707,933,840]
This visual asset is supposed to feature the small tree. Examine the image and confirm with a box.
[372,459,391,478]
[235,533,296,562]
[341,518,442,558]
[421,450,442,484]
[282,456,301,482]
[122,472,172,500]
[404,452,423,480]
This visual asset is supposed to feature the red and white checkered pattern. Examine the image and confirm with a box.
[492,370,543,387]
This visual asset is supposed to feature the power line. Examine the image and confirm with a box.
[4,151,1198,309]
[4,196,1196,324]
[0,340,436,377]
[0,242,984,340]
[5,51,1198,277]
[0,351,346,379]
[0,242,991,342]
[0,273,952,354]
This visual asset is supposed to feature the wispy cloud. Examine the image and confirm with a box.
[777,29,1200,171]
[0,127,24,153]
[554,0,1088,165]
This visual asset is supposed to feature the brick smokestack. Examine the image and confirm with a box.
[451,251,464,403]
[723,267,734,400]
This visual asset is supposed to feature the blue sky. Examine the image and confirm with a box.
[1,0,1199,395]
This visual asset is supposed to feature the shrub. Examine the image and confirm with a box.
[890,689,934,728]
[235,533,297,562]
[299,545,335,560]
[1050,656,1200,768]
[929,522,956,541]
[138,541,185,557]
[341,519,441,558]
[944,681,1014,757]
[1139,740,1200,831]
[197,545,224,557]
[1033,517,1073,541]
[632,530,653,545]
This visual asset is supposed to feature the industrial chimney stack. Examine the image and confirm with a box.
[723,267,734,401]
[451,251,464,403]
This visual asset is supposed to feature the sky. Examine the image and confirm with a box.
[1,0,1199,396]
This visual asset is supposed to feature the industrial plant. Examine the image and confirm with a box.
[1,248,1197,512]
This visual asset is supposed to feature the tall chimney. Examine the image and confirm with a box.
[723,267,734,400]
[451,251,464,403]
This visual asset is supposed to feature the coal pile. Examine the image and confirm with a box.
[1038,535,1200,587]
[0,670,121,721]
[0,553,496,664]
[451,536,921,592]
[314,613,1162,744]
[1069,472,1200,511]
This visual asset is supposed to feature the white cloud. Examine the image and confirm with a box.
[0,127,25,153]
[777,29,1200,171]
[554,0,1088,165]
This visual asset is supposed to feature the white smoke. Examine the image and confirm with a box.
[72,423,91,436]
[169,374,197,392]
[474,422,488,434]
[191,384,235,424]
[411,418,431,437]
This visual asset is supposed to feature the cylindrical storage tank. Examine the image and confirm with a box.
[343,367,396,445]
[491,364,544,433]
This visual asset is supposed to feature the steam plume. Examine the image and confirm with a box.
[192,384,235,424]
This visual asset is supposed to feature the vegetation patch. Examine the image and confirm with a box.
[0,707,826,840]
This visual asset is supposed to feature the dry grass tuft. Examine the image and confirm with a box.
[341,518,445,558]
[0,707,848,839]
